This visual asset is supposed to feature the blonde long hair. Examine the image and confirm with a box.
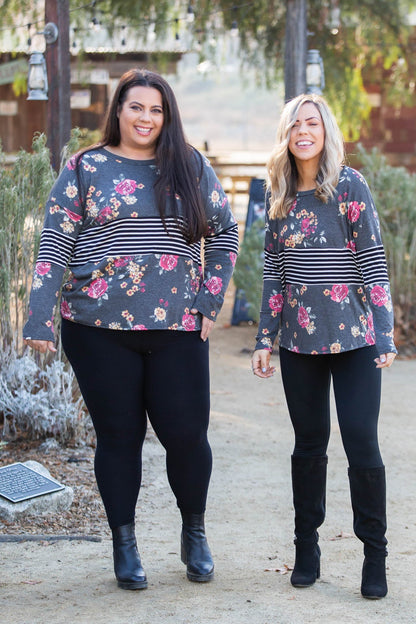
[267,94,345,219]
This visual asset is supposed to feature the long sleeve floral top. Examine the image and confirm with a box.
[23,148,239,340]
[255,166,397,356]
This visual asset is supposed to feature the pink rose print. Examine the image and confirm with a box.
[205,276,223,296]
[64,208,82,222]
[182,313,196,331]
[96,206,113,224]
[35,262,51,276]
[297,306,310,328]
[269,293,284,312]
[60,300,72,319]
[370,285,388,307]
[114,257,131,267]
[347,201,361,223]
[365,330,376,345]
[229,252,237,267]
[67,155,77,170]
[88,278,108,299]
[132,324,147,330]
[115,179,137,195]
[160,255,178,271]
[346,240,356,252]
[367,313,374,332]
[330,284,349,303]
[300,218,316,237]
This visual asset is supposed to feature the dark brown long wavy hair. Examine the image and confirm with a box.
[76,69,207,244]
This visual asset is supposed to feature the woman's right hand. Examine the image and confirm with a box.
[251,349,275,378]
[23,339,57,354]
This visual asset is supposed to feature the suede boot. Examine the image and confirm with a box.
[112,522,147,590]
[348,466,388,599]
[290,455,328,587]
[180,512,214,582]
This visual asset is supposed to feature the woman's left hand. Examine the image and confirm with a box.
[191,308,214,342]
[374,352,397,368]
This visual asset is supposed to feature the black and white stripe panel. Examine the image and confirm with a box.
[355,246,390,285]
[263,246,389,286]
[37,229,75,268]
[204,223,239,254]
[263,249,284,281]
[36,218,238,268]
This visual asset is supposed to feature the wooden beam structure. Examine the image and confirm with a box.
[45,0,71,171]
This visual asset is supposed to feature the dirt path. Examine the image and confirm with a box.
[2,312,416,624]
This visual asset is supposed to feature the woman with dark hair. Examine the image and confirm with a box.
[23,68,239,590]
[251,94,396,599]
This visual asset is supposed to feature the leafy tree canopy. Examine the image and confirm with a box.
[1,1,416,138]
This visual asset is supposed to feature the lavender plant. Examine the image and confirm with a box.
[0,132,92,443]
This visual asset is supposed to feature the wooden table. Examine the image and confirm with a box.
[207,152,267,210]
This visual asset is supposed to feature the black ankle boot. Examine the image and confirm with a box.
[361,553,387,599]
[291,541,321,587]
[290,455,327,588]
[180,512,214,582]
[348,466,388,599]
[112,522,147,590]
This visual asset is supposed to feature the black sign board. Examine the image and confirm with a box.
[0,462,65,503]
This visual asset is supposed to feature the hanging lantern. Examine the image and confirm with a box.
[27,52,48,100]
[306,49,325,95]
[27,22,58,101]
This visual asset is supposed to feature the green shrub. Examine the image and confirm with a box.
[0,133,56,347]
[233,218,264,322]
[0,132,93,444]
[357,145,416,345]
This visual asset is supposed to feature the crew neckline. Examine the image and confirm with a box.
[296,188,316,197]
[102,147,156,165]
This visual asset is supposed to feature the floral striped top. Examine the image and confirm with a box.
[23,148,239,341]
[255,166,397,356]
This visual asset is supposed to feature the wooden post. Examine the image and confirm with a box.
[284,0,307,102]
[45,0,71,171]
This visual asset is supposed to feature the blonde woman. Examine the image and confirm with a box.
[251,94,396,599]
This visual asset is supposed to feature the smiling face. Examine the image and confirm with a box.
[117,85,164,159]
[288,101,325,170]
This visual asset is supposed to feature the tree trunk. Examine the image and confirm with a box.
[45,0,71,171]
[284,0,307,101]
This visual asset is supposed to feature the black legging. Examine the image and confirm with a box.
[279,345,383,468]
[61,319,212,529]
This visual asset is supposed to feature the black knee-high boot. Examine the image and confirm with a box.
[180,512,214,582]
[290,455,328,587]
[348,466,388,599]
[112,522,147,590]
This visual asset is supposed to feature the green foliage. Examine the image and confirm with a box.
[0,134,56,347]
[0,131,91,443]
[0,0,42,27]
[1,1,415,131]
[357,145,416,342]
[233,219,265,322]
[114,0,414,132]
[11,71,27,97]
[325,67,372,142]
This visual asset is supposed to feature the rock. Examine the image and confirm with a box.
[0,460,73,523]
